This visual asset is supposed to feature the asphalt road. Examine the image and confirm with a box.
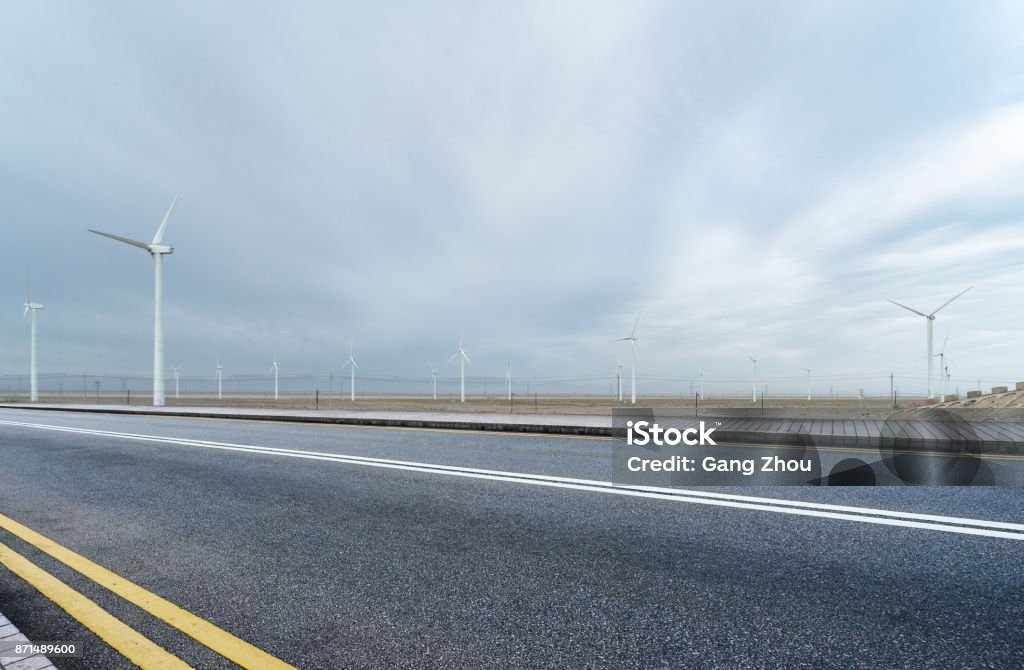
[0,408,1022,669]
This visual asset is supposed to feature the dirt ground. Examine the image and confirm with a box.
[8,393,913,418]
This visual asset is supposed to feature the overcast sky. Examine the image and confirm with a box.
[1,1,1023,395]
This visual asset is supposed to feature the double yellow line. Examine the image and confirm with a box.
[0,513,296,669]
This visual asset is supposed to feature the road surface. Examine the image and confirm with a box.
[0,408,1021,668]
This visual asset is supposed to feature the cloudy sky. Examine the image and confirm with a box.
[1,1,1022,396]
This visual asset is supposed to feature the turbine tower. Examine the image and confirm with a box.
[271,354,279,401]
[614,310,642,404]
[742,351,761,402]
[430,365,438,400]
[616,362,623,402]
[888,287,971,399]
[216,360,223,400]
[89,194,179,406]
[447,334,470,402]
[801,368,811,401]
[22,278,44,402]
[341,342,358,401]
[172,365,181,399]
[699,370,706,400]
[505,360,512,401]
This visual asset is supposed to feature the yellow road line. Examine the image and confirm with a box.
[0,513,297,670]
[0,541,191,670]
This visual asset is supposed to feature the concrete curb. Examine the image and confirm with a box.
[0,404,612,437]
[2,404,1021,454]
[0,613,56,670]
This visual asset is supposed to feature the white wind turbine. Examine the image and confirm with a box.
[742,351,761,402]
[429,365,438,400]
[614,310,642,404]
[89,195,179,406]
[341,342,358,401]
[888,287,971,400]
[22,277,44,402]
[172,365,181,399]
[447,334,470,403]
[505,360,512,401]
[699,370,706,400]
[271,354,279,401]
[935,333,950,400]
[801,368,811,401]
[216,359,223,400]
[616,362,623,402]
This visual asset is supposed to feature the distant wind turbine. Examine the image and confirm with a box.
[616,362,623,402]
[801,368,811,401]
[699,370,706,400]
[22,275,44,402]
[89,194,179,406]
[341,342,358,401]
[888,287,971,399]
[447,333,471,402]
[430,365,438,400]
[614,310,642,404]
[271,354,279,401]
[742,351,761,402]
[172,365,181,399]
[216,359,223,400]
[935,333,950,400]
[506,361,512,401]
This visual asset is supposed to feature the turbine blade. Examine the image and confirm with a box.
[631,308,643,338]
[941,332,949,354]
[89,229,149,250]
[152,194,179,245]
[351,360,359,369]
[447,352,459,364]
[931,286,972,315]
[22,305,28,321]
[341,360,350,370]
[462,351,471,364]
[887,299,928,318]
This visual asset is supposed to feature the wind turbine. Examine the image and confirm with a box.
[698,369,706,400]
[801,368,811,401]
[742,351,761,402]
[935,333,950,400]
[216,359,223,400]
[271,354,279,401]
[22,277,44,402]
[505,360,512,401]
[616,362,623,402]
[429,365,438,400]
[172,365,181,399]
[89,194,178,406]
[614,310,642,404]
[888,287,971,400]
[341,342,358,401]
[447,333,470,402]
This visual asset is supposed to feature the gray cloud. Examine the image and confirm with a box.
[2,1,1023,396]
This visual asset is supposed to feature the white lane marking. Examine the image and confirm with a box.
[1,418,1022,541]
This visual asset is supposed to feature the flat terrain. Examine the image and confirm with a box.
[0,408,1022,668]
[4,394,912,419]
